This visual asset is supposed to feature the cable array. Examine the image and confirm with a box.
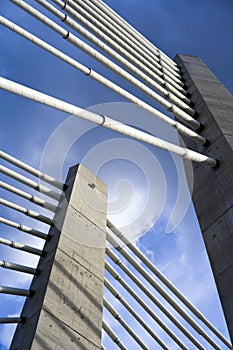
[0,151,230,348]
[0,0,228,348]
[104,221,231,349]
[1,0,219,167]
[0,151,61,325]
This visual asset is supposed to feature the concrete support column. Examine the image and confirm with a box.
[175,54,233,342]
[10,164,107,350]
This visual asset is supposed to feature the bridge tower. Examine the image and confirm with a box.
[175,54,233,341]
[0,1,232,349]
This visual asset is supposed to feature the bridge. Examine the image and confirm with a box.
[0,1,233,349]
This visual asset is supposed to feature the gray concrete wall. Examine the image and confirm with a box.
[10,164,107,350]
[175,54,233,342]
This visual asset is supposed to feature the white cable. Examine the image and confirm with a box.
[61,0,188,105]
[0,164,61,201]
[0,217,47,240]
[105,262,188,350]
[50,0,192,109]
[102,320,127,350]
[0,181,57,212]
[1,13,203,142]
[105,250,205,350]
[0,260,37,275]
[91,0,178,71]
[106,234,222,350]
[0,76,217,166]
[104,298,148,350]
[72,0,182,87]
[1,150,63,190]
[104,278,170,350]
[0,237,43,256]
[5,3,198,129]
[0,198,52,225]
[107,220,232,349]
[40,0,196,122]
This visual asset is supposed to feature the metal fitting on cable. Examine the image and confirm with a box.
[63,30,69,39]
[61,14,67,22]
[99,114,105,126]
[168,104,175,112]
[85,68,92,76]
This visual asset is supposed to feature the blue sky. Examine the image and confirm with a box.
[1,0,233,349]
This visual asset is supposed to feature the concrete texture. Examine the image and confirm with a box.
[10,164,107,350]
[175,54,233,343]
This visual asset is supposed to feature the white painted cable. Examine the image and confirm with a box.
[106,235,222,350]
[1,15,205,144]
[105,250,205,350]
[102,320,127,350]
[105,262,188,350]
[50,0,192,109]
[107,219,232,349]
[104,298,148,350]
[0,76,217,166]
[82,0,181,81]
[62,0,187,104]
[0,217,47,240]
[72,0,181,85]
[91,0,178,71]
[0,164,61,201]
[66,0,184,92]
[0,181,57,212]
[0,237,43,256]
[1,150,63,190]
[41,0,195,120]
[104,278,170,350]
[0,260,37,275]
[5,3,198,129]
[0,198,52,225]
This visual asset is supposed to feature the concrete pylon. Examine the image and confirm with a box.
[10,164,107,350]
[175,54,233,342]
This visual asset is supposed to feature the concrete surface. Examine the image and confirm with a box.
[175,54,233,343]
[10,164,107,350]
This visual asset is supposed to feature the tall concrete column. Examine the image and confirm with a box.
[175,54,233,342]
[10,164,107,350]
